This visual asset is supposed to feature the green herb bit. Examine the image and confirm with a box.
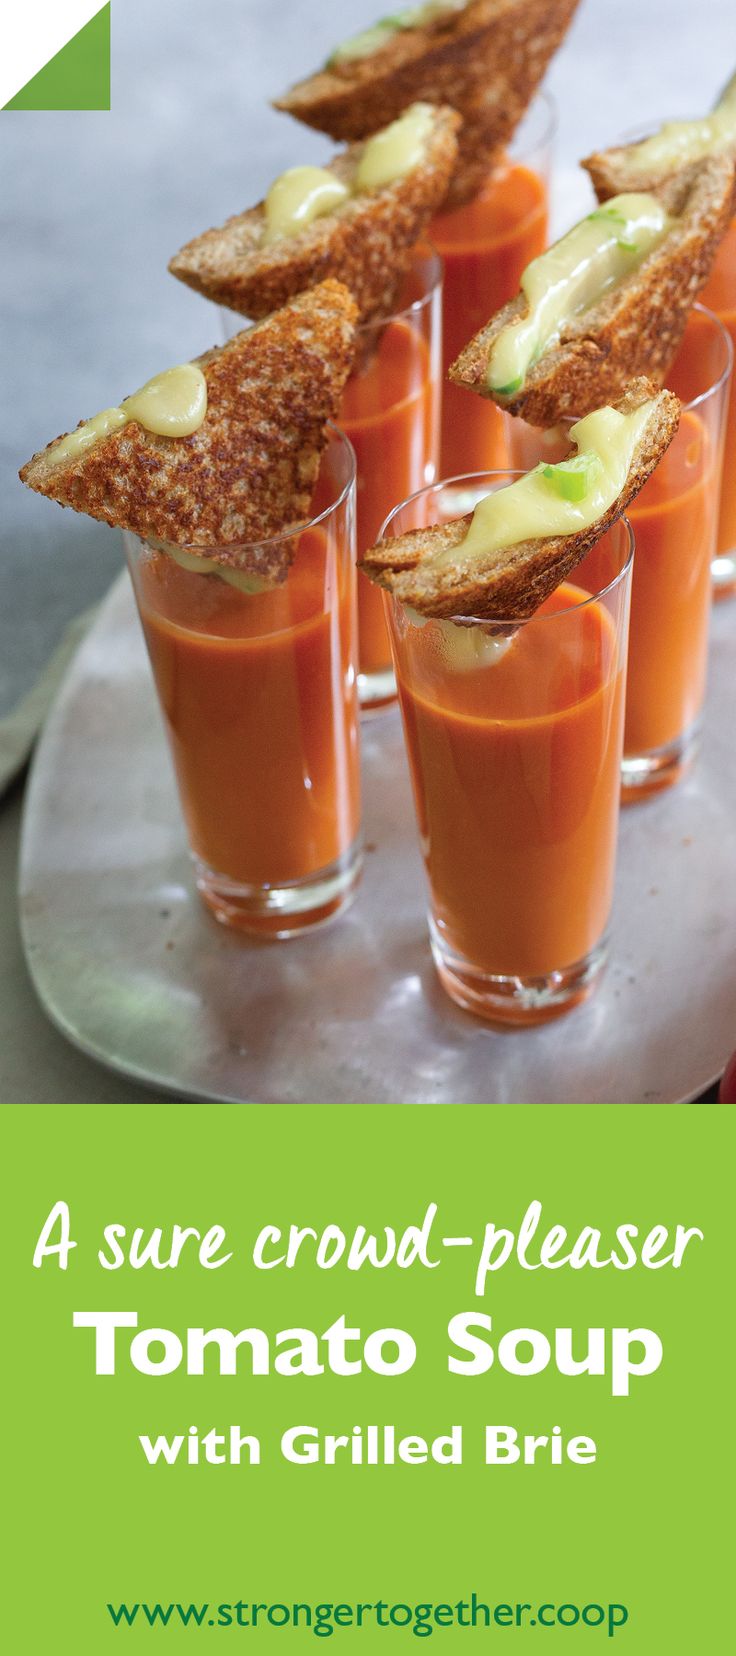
[326,20,397,66]
[493,375,524,398]
[588,207,628,228]
[587,207,640,254]
[541,451,604,502]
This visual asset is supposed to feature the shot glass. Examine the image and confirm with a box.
[614,118,736,596]
[124,428,362,936]
[700,220,736,595]
[430,91,555,479]
[506,305,732,798]
[380,476,633,1025]
[339,243,443,710]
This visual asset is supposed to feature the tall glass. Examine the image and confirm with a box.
[506,305,732,797]
[124,429,362,936]
[339,244,442,709]
[613,118,736,596]
[701,221,736,595]
[380,476,633,1025]
[430,92,555,479]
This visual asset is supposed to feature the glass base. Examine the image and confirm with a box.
[621,721,700,802]
[358,664,397,711]
[194,839,363,938]
[712,550,736,600]
[429,915,608,1027]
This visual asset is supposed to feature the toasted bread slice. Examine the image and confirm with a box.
[585,146,736,215]
[360,381,679,621]
[169,105,459,324]
[449,157,734,427]
[583,83,736,210]
[20,282,358,582]
[274,0,581,209]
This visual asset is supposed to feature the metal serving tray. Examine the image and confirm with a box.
[19,573,736,1103]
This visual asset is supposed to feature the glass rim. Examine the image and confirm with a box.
[357,240,443,335]
[378,469,635,628]
[668,302,733,414]
[124,422,356,557]
[510,87,558,164]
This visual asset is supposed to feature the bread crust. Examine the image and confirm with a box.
[169,106,460,323]
[19,281,358,582]
[449,157,734,426]
[360,381,680,620]
[583,129,736,214]
[273,0,580,209]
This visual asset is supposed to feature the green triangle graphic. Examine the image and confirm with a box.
[3,5,110,111]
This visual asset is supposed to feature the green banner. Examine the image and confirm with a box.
[3,1103,732,1648]
[3,4,110,111]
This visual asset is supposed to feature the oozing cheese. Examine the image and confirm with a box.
[487,195,672,396]
[447,403,653,563]
[328,2,466,66]
[48,364,208,465]
[166,545,269,594]
[262,103,435,245]
[355,103,436,189]
[621,71,736,178]
[263,166,350,243]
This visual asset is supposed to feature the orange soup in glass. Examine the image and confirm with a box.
[701,217,736,595]
[340,244,442,708]
[380,476,633,1025]
[506,306,732,797]
[125,429,362,935]
[431,93,554,479]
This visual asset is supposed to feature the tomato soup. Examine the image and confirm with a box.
[341,317,436,689]
[431,160,548,478]
[505,310,728,793]
[135,529,360,899]
[701,217,736,588]
[394,584,625,982]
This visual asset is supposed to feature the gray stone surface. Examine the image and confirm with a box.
[0,0,732,1099]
